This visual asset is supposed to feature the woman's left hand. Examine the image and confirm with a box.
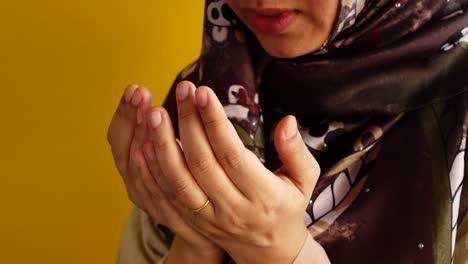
[144,81,321,264]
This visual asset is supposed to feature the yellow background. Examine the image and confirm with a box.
[0,1,204,263]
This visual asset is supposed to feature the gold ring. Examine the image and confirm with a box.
[188,199,210,213]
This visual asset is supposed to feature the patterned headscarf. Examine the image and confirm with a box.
[160,1,468,263]
[322,0,374,49]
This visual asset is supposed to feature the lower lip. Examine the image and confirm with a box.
[247,11,298,35]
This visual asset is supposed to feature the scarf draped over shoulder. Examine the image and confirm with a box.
[156,1,468,263]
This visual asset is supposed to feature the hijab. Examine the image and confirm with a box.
[160,1,468,263]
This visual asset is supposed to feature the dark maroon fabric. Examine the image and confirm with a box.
[159,1,468,263]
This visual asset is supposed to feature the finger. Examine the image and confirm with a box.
[194,86,272,199]
[129,87,153,158]
[145,106,216,215]
[130,147,178,226]
[133,174,161,220]
[142,142,202,232]
[126,149,154,211]
[148,183,196,237]
[107,84,139,176]
[175,81,244,205]
[274,116,321,196]
[140,155,206,240]
[138,146,178,223]
[135,144,161,194]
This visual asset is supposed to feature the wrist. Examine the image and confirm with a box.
[293,232,330,264]
[165,236,224,264]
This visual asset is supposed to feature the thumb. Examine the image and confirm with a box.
[274,115,320,196]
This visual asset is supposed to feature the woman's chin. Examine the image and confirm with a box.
[260,40,322,59]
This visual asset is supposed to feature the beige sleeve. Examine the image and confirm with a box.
[454,216,467,264]
[116,206,170,264]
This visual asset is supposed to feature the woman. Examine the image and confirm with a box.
[108,0,468,263]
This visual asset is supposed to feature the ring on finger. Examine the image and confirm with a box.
[187,199,210,214]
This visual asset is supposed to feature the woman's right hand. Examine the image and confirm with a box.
[107,85,224,263]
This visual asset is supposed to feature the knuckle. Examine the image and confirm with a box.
[129,151,138,166]
[190,214,218,237]
[178,109,197,123]
[203,116,224,131]
[187,154,213,176]
[156,175,188,202]
[130,153,145,176]
[204,225,224,241]
[172,180,193,198]
[218,150,243,170]
[188,211,205,229]
[154,138,172,153]
[214,205,247,235]
[257,199,280,219]
[289,140,305,155]
[221,214,245,232]
[162,188,178,202]
[140,172,155,190]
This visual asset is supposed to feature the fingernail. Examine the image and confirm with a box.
[150,111,162,128]
[131,91,142,106]
[176,82,190,102]
[143,143,156,161]
[284,116,298,140]
[137,109,143,125]
[196,89,208,108]
[124,85,138,103]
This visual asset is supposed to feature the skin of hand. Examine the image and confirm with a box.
[107,84,224,263]
[142,80,323,264]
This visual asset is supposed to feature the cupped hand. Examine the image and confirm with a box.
[107,85,223,262]
[144,81,322,264]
